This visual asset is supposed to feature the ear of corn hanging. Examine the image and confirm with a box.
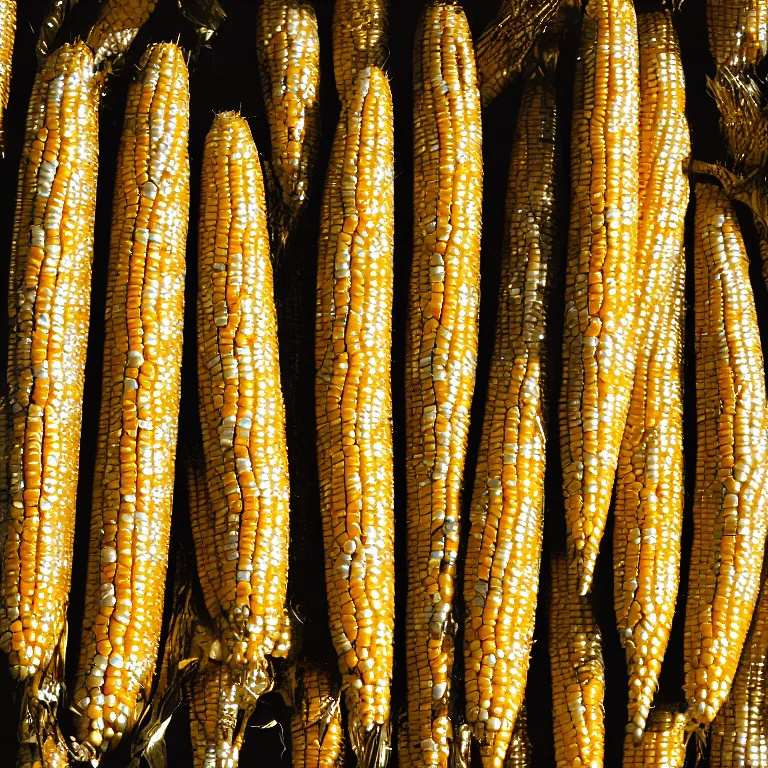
[332,0,387,103]
[16,737,70,768]
[707,0,768,73]
[126,545,202,768]
[184,457,252,768]
[502,705,532,768]
[401,5,482,768]
[622,708,687,767]
[86,0,158,68]
[289,662,344,768]
[256,0,321,240]
[549,554,605,768]
[709,571,768,767]
[2,41,99,687]
[463,63,558,768]
[70,42,190,760]
[684,182,768,728]
[560,0,640,595]
[187,652,245,768]
[474,0,567,107]
[612,10,690,741]
[315,65,395,768]
[0,0,15,154]
[195,110,291,693]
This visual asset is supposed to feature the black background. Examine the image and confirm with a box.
[0,1,760,766]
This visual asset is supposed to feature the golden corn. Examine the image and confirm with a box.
[503,705,532,768]
[0,395,10,638]
[710,573,768,767]
[256,0,321,236]
[2,41,99,683]
[613,10,689,741]
[16,738,70,768]
[401,5,482,768]
[550,554,605,768]
[0,0,15,153]
[560,0,640,595]
[463,66,557,768]
[315,65,395,768]
[332,0,387,103]
[289,662,344,768]
[707,0,768,72]
[86,0,158,67]
[187,657,245,768]
[622,708,687,767]
[196,111,291,687]
[127,549,201,768]
[684,182,768,728]
[474,0,564,106]
[70,43,189,759]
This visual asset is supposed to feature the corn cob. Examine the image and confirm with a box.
[503,706,532,768]
[0,0,15,154]
[613,10,690,741]
[2,41,99,684]
[256,0,321,237]
[709,571,768,768]
[127,547,202,768]
[463,65,557,768]
[86,0,158,67]
[315,65,395,768]
[196,111,291,685]
[707,0,768,72]
[401,5,482,768]
[289,662,344,768]
[332,0,387,103]
[474,0,566,107]
[622,708,687,767]
[187,657,245,768]
[560,0,640,595]
[16,738,70,768]
[70,43,189,759]
[550,554,605,768]
[684,182,768,728]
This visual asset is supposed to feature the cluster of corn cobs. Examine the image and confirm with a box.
[3,0,768,767]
